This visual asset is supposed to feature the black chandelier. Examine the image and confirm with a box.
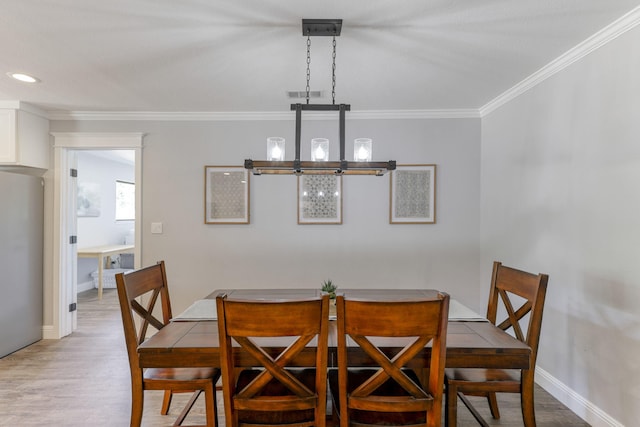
[244,19,396,176]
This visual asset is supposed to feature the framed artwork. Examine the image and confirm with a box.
[298,175,342,224]
[204,166,250,224]
[77,182,101,217]
[390,164,436,224]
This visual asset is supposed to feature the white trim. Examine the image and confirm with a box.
[0,100,23,109]
[0,100,48,118]
[51,132,145,148]
[480,6,640,117]
[41,325,56,340]
[51,148,73,338]
[47,109,480,121]
[48,111,292,121]
[51,132,143,338]
[351,110,480,120]
[77,280,94,293]
[536,367,624,427]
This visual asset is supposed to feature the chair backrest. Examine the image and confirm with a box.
[335,292,449,426]
[486,261,549,364]
[216,294,330,426]
[115,261,173,379]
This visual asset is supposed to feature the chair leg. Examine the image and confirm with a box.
[172,390,202,426]
[458,392,490,427]
[204,382,218,427]
[445,382,457,427]
[427,407,440,427]
[521,370,536,427]
[487,392,500,419]
[130,385,144,427]
[161,390,173,415]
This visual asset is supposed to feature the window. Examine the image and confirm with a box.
[115,180,135,221]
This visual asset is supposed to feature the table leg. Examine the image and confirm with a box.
[97,254,104,300]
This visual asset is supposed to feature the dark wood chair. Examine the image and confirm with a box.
[115,261,220,427]
[329,292,450,427]
[444,261,549,427]
[216,293,330,427]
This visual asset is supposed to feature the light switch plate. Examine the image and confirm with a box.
[150,222,163,234]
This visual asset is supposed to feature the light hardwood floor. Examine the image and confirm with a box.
[0,289,590,426]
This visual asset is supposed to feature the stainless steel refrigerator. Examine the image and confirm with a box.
[0,169,43,358]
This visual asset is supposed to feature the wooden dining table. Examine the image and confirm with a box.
[138,288,531,371]
[77,244,135,299]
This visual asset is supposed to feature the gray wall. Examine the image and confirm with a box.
[51,117,482,314]
[481,24,640,426]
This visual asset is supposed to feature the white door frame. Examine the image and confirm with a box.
[51,132,143,338]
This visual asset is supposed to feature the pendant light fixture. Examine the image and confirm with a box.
[245,19,396,176]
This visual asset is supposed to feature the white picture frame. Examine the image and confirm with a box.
[204,166,250,224]
[390,164,436,224]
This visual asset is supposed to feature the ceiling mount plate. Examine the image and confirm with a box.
[302,19,342,36]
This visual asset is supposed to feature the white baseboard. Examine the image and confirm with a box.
[536,367,624,427]
[77,280,94,293]
[41,324,59,340]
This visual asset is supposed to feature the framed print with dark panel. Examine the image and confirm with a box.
[204,166,250,224]
[298,175,342,224]
[390,164,436,224]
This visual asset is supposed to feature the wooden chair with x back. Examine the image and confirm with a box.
[444,261,549,427]
[216,293,330,427]
[329,292,450,427]
[115,261,220,427]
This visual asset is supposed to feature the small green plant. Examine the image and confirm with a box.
[321,279,337,299]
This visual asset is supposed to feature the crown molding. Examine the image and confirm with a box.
[42,7,640,122]
[350,109,481,119]
[47,108,480,121]
[0,100,49,118]
[47,110,292,121]
[480,6,640,117]
[51,132,145,148]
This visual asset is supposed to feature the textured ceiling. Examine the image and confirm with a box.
[0,0,638,113]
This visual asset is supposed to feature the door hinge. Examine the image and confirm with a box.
[70,168,77,177]
[69,302,77,312]
[69,235,77,244]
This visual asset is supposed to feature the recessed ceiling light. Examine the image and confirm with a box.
[7,72,40,83]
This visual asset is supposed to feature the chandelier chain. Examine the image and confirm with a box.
[306,32,311,105]
[332,35,337,105]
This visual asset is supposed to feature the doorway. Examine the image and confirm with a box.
[52,133,143,338]
[76,150,135,296]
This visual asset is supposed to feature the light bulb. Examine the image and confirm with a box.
[354,138,372,162]
[271,145,282,160]
[311,138,329,161]
[356,146,369,161]
[267,137,285,161]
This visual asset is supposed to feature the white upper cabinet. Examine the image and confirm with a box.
[0,102,50,169]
